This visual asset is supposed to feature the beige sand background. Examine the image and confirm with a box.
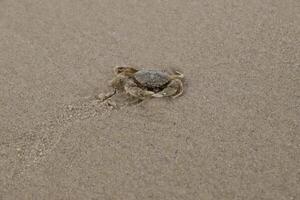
[0,0,299,199]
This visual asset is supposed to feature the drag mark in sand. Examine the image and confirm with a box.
[8,97,118,179]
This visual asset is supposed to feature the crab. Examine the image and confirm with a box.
[107,66,184,101]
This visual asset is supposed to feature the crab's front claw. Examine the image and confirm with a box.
[110,75,126,90]
[152,79,183,98]
[124,79,155,99]
[114,66,138,75]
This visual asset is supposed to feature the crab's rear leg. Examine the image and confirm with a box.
[124,79,154,99]
[152,79,183,98]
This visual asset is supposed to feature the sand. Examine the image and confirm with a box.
[0,0,299,199]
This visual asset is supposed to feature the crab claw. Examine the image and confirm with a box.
[114,66,138,75]
[124,79,155,99]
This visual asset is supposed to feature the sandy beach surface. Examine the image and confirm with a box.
[0,0,299,199]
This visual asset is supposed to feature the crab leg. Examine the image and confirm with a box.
[152,79,183,98]
[170,70,184,80]
[96,89,117,102]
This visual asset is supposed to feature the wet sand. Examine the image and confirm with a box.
[0,0,299,199]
